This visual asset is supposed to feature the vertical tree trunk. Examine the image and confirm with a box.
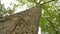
[0,4,42,34]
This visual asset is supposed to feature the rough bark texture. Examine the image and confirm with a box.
[0,4,41,34]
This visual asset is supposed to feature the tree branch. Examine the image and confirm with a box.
[43,14,58,34]
[41,0,54,5]
[35,0,42,4]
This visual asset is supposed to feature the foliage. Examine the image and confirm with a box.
[0,1,14,17]
[0,0,19,17]
[40,0,60,34]
[28,0,35,3]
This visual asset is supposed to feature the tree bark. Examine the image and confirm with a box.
[0,4,42,34]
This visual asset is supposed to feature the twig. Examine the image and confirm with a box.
[43,14,58,34]
[41,0,54,5]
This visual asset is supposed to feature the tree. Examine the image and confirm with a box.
[0,0,41,34]
[0,0,59,34]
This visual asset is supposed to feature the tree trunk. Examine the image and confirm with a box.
[0,4,42,34]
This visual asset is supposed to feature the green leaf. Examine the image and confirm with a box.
[28,0,35,3]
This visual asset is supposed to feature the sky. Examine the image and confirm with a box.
[1,0,27,13]
[1,0,41,34]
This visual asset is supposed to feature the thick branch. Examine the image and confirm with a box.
[35,0,42,4]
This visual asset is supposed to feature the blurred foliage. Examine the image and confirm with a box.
[28,0,36,3]
[17,0,35,8]
[0,0,14,17]
[0,4,14,17]
[40,0,60,34]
